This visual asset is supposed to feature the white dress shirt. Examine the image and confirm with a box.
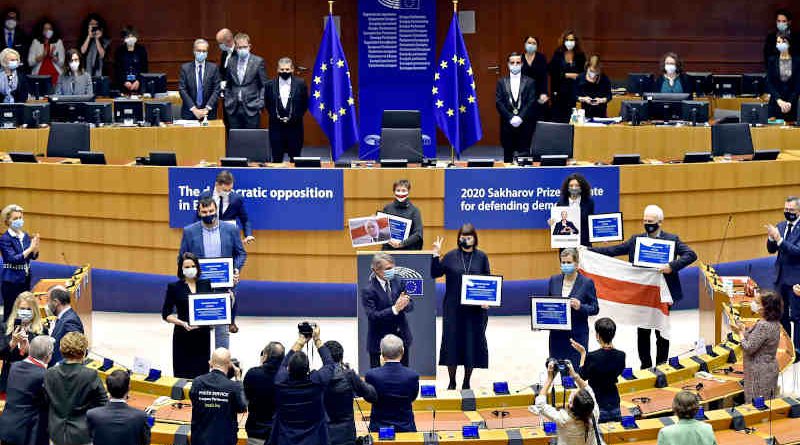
[279,76,291,108]
[212,190,230,215]
[510,72,521,101]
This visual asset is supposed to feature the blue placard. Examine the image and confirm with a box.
[543,421,557,434]
[493,381,509,395]
[379,426,396,440]
[461,275,502,306]
[383,214,411,242]
[357,0,436,159]
[189,294,231,326]
[589,212,623,242]
[444,167,619,229]
[531,298,572,331]
[145,368,162,382]
[462,425,480,439]
[168,168,344,230]
[621,415,638,429]
[198,258,233,288]
[634,237,675,268]
[420,385,437,398]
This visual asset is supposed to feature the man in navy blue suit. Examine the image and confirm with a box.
[196,170,255,244]
[591,204,697,369]
[365,334,419,433]
[0,335,52,445]
[361,253,414,368]
[179,195,247,348]
[47,287,84,367]
[767,196,800,360]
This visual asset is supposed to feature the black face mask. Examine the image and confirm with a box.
[458,238,473,249]
[279,72,292,80]
[644,223,660,234]
[201,214,216,225]
[785,212,798,222]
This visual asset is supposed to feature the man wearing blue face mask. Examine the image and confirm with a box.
[179,38,221,121]
[764,9,800,66]
[360,253,414,368]
[223,32,268,129]
[766,196,800,361]
[496,52,537,163]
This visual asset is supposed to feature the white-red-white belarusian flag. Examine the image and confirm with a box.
[578,248,673,339]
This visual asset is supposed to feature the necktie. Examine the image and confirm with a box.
[218,196,224,219]
[6,31,11,48]
[786,223,794,239]
[385,281,391,295]
[238,59,246,84]
[196,64,204,106]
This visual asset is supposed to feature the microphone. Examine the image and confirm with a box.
[296,65,308,73]
[429,406,436,436]
[751,107,759,126]
[714,214,734,269]
[632,107,640,126]
[32,109,40,127]
[691,108,698,127]
[354,399,373,445]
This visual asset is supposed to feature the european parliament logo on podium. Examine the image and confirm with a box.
[378,0,420,10]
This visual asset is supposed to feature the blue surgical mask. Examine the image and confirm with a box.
[525,43,537,54]
[10,219,23,230]
[195,51,207,63]
[383,268,395,281]
[237,48,250,58]
[561,263,576,275]
[509,64,522,75]
[777,22,789,32]
[7,60,18,70]
[777,42,790,53]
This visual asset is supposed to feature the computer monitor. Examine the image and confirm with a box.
[683,152,712,163]
[381,110,421,128]
[114,99,144,123]
[84,102,113,125]
[77,151,107,165]
[741,103,768,125]
[91,76,111,97]
[612,154,641,165]
[742,73,767,97]
[681,101,710,125]
[50,101,87,123]
[293,157,323,168]
[49,94,95,103]
[0,103,24,128]
[648,100,683,121]
[26,74,53,99]
[145,101,173,125]
[8,152,38,163]
[713,75,742,98]
[686,72,713,97]
[752,149,780,161]
[540,155,568,166]
[23,103,50,127]
[149,151,177,166]
[627,73,653,96]
[621,100,649,123]
[220,157,249,167]
[643,93,692,102]
[380,159,409,168]
[140,73,167,97]
[466,159,495,167]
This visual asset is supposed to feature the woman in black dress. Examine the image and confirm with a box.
[162,252,213,379]
[0,291,46,394]
[549,30,586,123]
[431,223,491,390]
[521,36,550,111]
[554,172,595,247]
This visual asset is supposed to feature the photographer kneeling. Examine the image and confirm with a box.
[530,359,603,445]
[270,322,336,445]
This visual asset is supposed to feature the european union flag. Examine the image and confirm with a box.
[310,15,359,161]
[433,13,482,155]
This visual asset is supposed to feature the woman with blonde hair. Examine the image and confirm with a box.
[1,203,40,323]
[0,291,46,394]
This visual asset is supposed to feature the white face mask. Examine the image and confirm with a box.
[777,42,790,53]
[750,300,760,313]
[588,70,598,80]
[43,30,53,40]
[69,61,80,71]
[509,63,522,75]
[664,63,677,74]
[17,308,33,322]
[564,40,576,51]
[7,60,18,70]
[124,36,137,46]
[183,267,198,279]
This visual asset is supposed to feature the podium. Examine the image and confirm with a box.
[32,265,93,342]
[356,251,437,378]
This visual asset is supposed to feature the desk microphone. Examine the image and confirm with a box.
[354,399,373,445]
[429,406,436,435]
[714,214,734,269]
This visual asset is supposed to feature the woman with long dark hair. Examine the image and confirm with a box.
[79,13,111,78]
[28,18,64,84]
[533,360,600,444]
[555,172,595,247]
[431,223,491,390]
[549,30,586,123]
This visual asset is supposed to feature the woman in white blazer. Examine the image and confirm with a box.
[27,19,65,83]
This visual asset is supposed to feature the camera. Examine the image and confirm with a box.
[227,358,240,379]
[298,321,317,339]
[546,357,571,375]
[91,26,99,34]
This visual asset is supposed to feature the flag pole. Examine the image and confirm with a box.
[329,0,334,14]
[448,0,459,166]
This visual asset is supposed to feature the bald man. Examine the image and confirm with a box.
[216,28,235,80]
[190,348,247,445]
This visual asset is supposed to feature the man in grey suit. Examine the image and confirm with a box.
[224,32,268,129]
[179,38,221,121]
[87,370,151,445]
[0,336,53,445]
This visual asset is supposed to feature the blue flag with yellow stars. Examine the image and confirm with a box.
[310,14,359,161]
[433,13,482,155]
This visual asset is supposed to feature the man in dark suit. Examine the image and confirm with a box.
[591,204,697,369]
[323,340,377,445]
[46,287,84,367]
[496,52,538,163]
[552,210,580,235]
[361,253,414,368]
[243,341,284,445]
[764,9,800,66]
[223,32,268,129]
[767,196,800,359]
[0,336,52,445]
[179,195,247,348]
[215,28,235,85]
[0,8,28,71]
[87,370,151,445]
[190,348,247,445]
[195,170,254,243]
[179,38,221,121]
[364,334,419,433]
[270,324,336,445]
[264,57,308,162]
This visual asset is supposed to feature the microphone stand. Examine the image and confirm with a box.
[714,215,734,269]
